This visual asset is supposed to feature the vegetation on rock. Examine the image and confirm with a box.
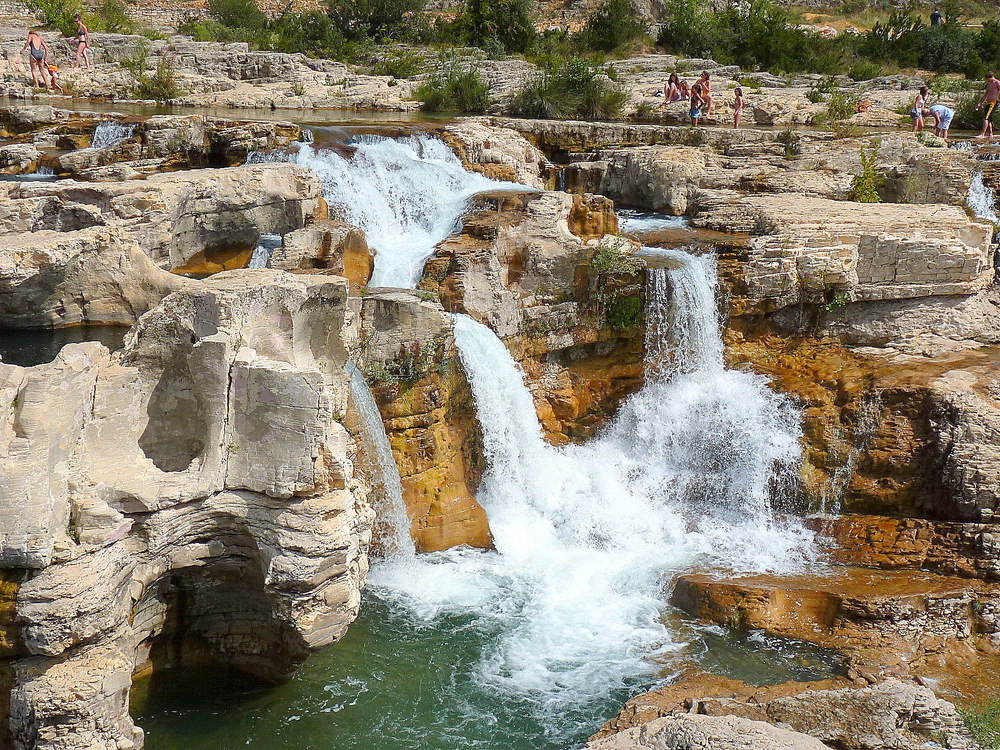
[416,58,489,113]
[509,58,629,121]
[578,0,646,53]
[850,144,884,203]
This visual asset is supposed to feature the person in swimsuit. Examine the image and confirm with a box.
[926,104,954,139]
[733,87,745,128]
[21,31,51,89]
[977,73,1000,139]
[664,73,681,102]
[911,86,929,132]
[690,82,705,126]
[698,71,714,115]
[74,14,92,68]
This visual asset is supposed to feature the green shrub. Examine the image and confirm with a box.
[372,49,423,78]
[121,44,182,102]
[453,0,536,53]
[606,295,643,329]
[209,0,266,29]
[962,701,1000,748]
[847,59,882,81]
[509,57,628,120]
[579,0,645,52]
[657,0,719,59]
[850,144,883,203]
[592,237,643,274]
[416,58,489,113]
[952,91,983,131]
[326,0,425,40]
[27,0,79,35]
[93,0,136,33]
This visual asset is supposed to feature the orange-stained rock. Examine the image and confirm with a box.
[272,220,374,288]
[358,290,492,553]
[170,245,254,277]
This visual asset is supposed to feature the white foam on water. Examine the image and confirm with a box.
[90,121,135,150]
[371,248,816,739]
[267,135,522,288]
[248,233,282,269]
[618,209,689,236]
[347,362,415,558]
[968,171,1000,224]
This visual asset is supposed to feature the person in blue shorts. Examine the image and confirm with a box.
[690,82,705,126]
[926,104,954,139]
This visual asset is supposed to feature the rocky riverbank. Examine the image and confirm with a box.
[0,92,998,750]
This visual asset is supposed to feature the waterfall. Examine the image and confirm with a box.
[90,121,135,150]
[618,210,689,235]
[249,134,521,288]
[248,233,282,269]
[371,248,814,740]
[968,171,1000,224]
[347,363,415,558]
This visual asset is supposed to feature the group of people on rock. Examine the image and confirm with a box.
[663,71,745,128]
[909,73,1000,141]
[14,17,91,91]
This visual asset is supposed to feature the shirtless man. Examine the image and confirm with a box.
[20,30,51,89]
[977,73,1000,139]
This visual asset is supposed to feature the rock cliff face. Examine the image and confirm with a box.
[420,189,646,442]
[0,272,373,749]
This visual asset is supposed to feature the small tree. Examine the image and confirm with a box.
[850,144,883,203]
[456,0,536,53]
[208,0,267,28]
[580,0,645,52]
[326,0,425,40]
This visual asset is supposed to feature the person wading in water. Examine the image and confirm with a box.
[21,30,51,89]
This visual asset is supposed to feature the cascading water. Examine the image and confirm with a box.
[249,134,521,288]
[369,247,815,746]
[347,362,415,558]
[90,121,136,150]
[968,171,1000,224]
[618,209,689,236]
[247,233,282,269]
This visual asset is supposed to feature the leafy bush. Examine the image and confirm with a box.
[846,59,883,81]
[850,144,883,202]
[326,0,425,40]
[120,44,182,102]
[27,0,80,35]
[579,0,645,52]
[453,0,536,53]
[92,0,137,33]
[416,58,489,112]
[209,0,266,29]
[509,57,628,120]
[372,49,423,78]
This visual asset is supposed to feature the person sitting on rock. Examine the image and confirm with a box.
[926,104,954,139]
[911,86,929,132]
[47,63,63,93]
[733,87,745,128]
[20,30,51,89]
[678,78,691,101]
[690,82,705,126]
[665,73,681,102]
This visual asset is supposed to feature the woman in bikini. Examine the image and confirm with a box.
[21,30,51,89]
[74,14,92,68]
[664,73,681,102]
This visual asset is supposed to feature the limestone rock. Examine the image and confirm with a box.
[585,714,829,750]
[274,221,374,287]
[441,119,548,188]
[0,227,189,328]
[0,144,40,174]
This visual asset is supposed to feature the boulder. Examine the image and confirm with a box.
[441,119,548,188]
[274,221,374,287]
[585,714,829,750]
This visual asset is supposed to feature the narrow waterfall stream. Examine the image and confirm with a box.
[90,121,136,149]
[968,171,1000,224]
[347,362,416,558]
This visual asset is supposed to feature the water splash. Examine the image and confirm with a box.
[90,121,136,150]
[618,210,689,236]
[249,135,522,288]
[372,249,814,742]
[347,362,415,558]
[248,233,282,269]
[968,171,1000,224]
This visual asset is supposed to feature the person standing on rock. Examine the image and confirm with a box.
[911,86,929,133]
[698,71,714,116]
[21,30,51,89]
[926,104,954,139]
[690,82,705,126]
[976,73,1000,140]
[733,88,745,128]
[73,14,92,69]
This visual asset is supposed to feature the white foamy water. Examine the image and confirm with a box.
[90,121,135,150]
[259,135,521,288]
[618,210,689,236]
[347,362,415,558]
[248,233,282,269]
[371,248,815,739]
[969,171,1000,224]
